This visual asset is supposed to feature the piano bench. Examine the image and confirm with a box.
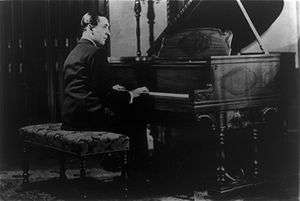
[19,123,129,196]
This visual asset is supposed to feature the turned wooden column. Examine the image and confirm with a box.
[216,111,226,187]
[134,0,142,57]
[147,0,155,49]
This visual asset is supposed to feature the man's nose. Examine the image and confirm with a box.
[106,29,110,36]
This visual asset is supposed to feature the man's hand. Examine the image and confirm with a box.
[112,84,127,91]
[130,86,149,99]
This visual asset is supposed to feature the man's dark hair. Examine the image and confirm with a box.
[80,11,106,31]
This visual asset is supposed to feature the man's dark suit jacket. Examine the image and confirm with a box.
[62,39,131,130]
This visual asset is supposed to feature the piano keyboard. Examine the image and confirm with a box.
[149,92,189,99]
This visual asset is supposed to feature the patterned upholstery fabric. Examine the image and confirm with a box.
[19,123,129,156]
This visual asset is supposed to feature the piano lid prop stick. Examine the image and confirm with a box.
[235,0,269,55]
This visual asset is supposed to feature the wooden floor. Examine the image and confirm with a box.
[0,131,298,201]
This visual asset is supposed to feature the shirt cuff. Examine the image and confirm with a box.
[129,91,134,104]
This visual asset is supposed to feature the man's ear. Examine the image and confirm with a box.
[86,24,92,31]
[87,24,94,35]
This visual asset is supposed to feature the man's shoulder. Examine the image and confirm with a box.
[75,42,99,55]
[74,42,106,58]
[65,43,104,64]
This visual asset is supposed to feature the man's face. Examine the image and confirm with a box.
[92,16,110,45]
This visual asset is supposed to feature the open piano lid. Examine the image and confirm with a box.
[147,0,284,55]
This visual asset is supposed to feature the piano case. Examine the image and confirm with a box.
[158,27,233,60]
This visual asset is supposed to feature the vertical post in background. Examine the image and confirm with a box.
[45,0,53,122]
[20,0,27,125]
[134,0,141,58]
[147,0,155,51]
[46,0,56,122]
[297,1,300,68]
[0,2,4,156]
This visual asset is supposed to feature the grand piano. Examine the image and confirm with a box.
[109,0,294,195]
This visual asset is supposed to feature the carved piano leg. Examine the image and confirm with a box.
[216,112,227,189]
[252,125,260,180]
[217,127,225,187]
[209,111,244,195]
[207,112,229,195]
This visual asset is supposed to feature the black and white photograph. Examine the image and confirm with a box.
[0,0,299,200]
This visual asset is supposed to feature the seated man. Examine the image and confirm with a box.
[62,11,153,169]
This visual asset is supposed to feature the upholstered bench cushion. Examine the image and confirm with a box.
[19,123,129,156]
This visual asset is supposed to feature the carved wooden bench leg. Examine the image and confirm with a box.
[121,151,129,198]
[19,123,130,198]
[22,142,30,184]
[59,153,67,181]
[80,157,86,178]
